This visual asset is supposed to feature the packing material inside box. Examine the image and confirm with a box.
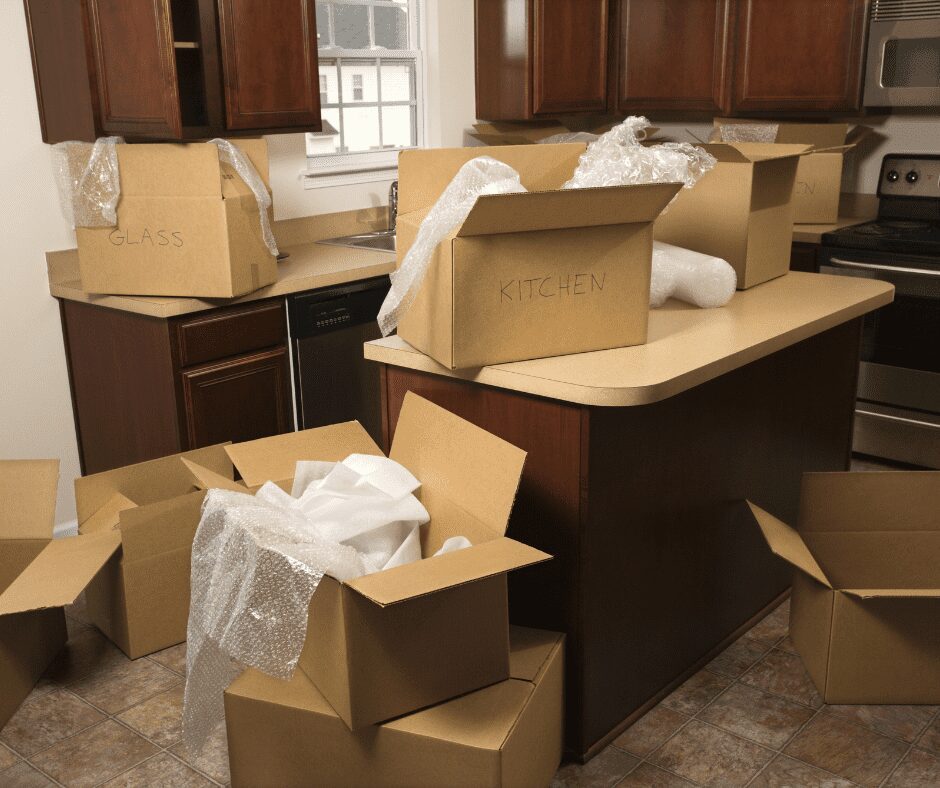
[69,138,278,298]
[748,471,940,704]
[469,119,647,145]
[712,119,868,224]
[654,142,810,289]
[224,626,564,788]
[394,143,681,369]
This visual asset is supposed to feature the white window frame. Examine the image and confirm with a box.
[304,0,427,188]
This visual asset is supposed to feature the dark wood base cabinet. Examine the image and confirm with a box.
[60,299,292,474]
[379,320,861,760]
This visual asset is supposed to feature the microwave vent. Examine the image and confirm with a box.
[872,0,940,21]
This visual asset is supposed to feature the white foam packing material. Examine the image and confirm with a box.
[649,242,737,309]
[182,454,469,753]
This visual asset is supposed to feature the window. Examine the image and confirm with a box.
[306,0,424,183]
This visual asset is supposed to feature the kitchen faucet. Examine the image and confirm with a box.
[388,180,398,234]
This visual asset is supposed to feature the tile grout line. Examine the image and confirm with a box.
[875,706,940,788]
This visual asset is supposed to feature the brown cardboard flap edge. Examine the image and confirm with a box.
[841,588,940,599]
[181,458,247,493]
[0,531,122,616]
[80,492,137,534]
[344,537,551,607]
[704,143,812,163]
[746,502,831,587]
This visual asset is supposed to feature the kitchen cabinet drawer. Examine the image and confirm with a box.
[174,300,287,368]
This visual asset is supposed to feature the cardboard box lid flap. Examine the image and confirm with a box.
[117,144,226,198]
[0,460,59,540]
[508,626,564,682]
[118,489,206,562]
[80,492,137,534]
[226,422,383,489]
[0,530,121,616]
[181,458,247,493]
[344,536,550,606]
[712,118,854,150]
[456,182,681,237]
[747,502,831,587]
[704,143,811,163]
[389,393,526,537]
[841,587,940,600]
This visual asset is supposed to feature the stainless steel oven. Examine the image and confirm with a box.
[864,0,940,107]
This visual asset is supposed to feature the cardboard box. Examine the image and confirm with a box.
[224,626,564,788]
[76,139,278,298]
[748,471,940,704]
[654,142,810,289]
[396,144,681,369]
[711,120,869,223]
[224,392,550,729]
[469,120,651,145]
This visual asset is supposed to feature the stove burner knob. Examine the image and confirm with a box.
[905,170,919,184]
[886,169,900,182]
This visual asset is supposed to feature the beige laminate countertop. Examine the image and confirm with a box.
[364,272,894,408]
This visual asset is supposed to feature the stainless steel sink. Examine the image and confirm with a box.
[316,230,396,253]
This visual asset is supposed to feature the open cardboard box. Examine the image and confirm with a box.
[396,143,680,369]
[75,138,278,298]
[748,471,940,704]
[224,626,564,787]
[711,120,869,224]
[654,142,809,290]
[468,119,654,145]
[223,392,550,730]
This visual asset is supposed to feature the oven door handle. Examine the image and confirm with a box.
[830,257,940,278]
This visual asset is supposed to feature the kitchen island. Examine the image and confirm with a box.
[364,272,894,761]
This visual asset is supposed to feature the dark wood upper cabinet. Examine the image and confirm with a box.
[24,0,322,142]
[217,0,322,130]
[731,0,868,114]
[614,0,732,115]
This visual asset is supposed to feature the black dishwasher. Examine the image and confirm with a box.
[287,275,390,446]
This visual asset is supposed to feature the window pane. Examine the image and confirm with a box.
[381,105,414,148]
[380,60,413,101]
[309,107,341,154]
[374,5,408,49]
[342,106,381,152]
[318,61,339,104]
[342,60,378,103]
[315,3,330,47]
[332,4,370,49]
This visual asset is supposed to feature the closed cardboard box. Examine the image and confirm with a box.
[654,143,809,290]
[224,626,565,788]
[76,139,278,298]
[749,471,940,704]
[224,392,550,730]
[395,144,680,369]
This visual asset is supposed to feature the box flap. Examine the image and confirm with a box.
[344,537,550,606]
[456,182,681,237]
[841,588,940,599]
[712,118,852,150]
[80,492,137,534]
[508,626,564,682]
[117,143,224,198]
[799,471,940,533]
[226,422,383,489]
[389,393,526,538]
[181,458,248,493]
[118,489,205,562]
[231,138,271,190]
[747,502,831,587]
[0,531,121,616]
[0,460,59,541]
[703,143,811,163]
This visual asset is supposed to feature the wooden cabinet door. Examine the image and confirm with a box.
[614,0,732,114]
[217,0,322,130]
[731,0,867,113]
[532,0,609,115]
[86,0,182,138]
[180,347,292,449]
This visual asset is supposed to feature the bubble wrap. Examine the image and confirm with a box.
[208,138,279,257]
[562,116,716,191]
[537,131,600,144]
[377,156,526,336]
[51,137,124,227]
[718,122,779,144]
[649,241,737,309]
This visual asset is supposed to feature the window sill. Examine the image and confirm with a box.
[301,166,398,190]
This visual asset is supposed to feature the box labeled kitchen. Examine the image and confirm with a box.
[224,626,564,788]
[712,119,869,223]
[749,471,940,704]
[654,142,809,289]
[75,139,278,298]
[395,143,681,369]
[224,392,550,730]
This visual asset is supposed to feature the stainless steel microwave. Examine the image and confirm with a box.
[864,0,940,107]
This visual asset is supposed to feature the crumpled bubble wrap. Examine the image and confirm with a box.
[650,241,737,309]
[51,137,124,227]
[182,454,471,753]
[537,131,600,144]
[562,116,716,191]
[377,156,526,336]
[718,122,779,144]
